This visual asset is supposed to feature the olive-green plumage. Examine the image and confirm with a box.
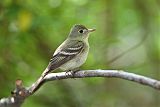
[42,24,95,77]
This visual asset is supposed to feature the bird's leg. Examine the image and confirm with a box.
[65,68,80,78]
[71,68,80,76]
[65,70,72,78]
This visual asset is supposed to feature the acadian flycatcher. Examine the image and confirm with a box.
[42,24,95,77]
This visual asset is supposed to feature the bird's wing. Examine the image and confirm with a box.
[47,40,84,72]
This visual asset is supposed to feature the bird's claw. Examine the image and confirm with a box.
[65,70,74,78]
[65,68,80,78]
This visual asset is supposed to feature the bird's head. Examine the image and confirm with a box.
[68,24,96,40]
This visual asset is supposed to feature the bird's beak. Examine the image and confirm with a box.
[88,28,96,32]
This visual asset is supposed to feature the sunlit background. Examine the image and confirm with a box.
[0,0,160,107]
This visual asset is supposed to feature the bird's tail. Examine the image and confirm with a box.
[41,67,50,79]
[29,68,50,93]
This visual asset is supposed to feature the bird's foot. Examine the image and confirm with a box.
[65,68,80,78]
[65,70,74,78]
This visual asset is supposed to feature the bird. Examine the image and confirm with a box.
[41,24,96,78]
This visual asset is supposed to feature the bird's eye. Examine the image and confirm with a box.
[79,30,83,33]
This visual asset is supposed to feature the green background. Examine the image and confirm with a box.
[0,0,160,107]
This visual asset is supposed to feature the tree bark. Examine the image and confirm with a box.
[0,70,160,107]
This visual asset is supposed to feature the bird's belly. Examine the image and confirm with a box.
[59,50,89,71]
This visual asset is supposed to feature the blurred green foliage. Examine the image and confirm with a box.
[0,0,160,107]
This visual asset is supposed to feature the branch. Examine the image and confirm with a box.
[0,70,160,107]
[43,70,160,89]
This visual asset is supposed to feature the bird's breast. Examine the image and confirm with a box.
[60,44,89,71]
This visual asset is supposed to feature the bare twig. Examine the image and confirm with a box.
[0,70,160,107]
[43,70,160,89]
